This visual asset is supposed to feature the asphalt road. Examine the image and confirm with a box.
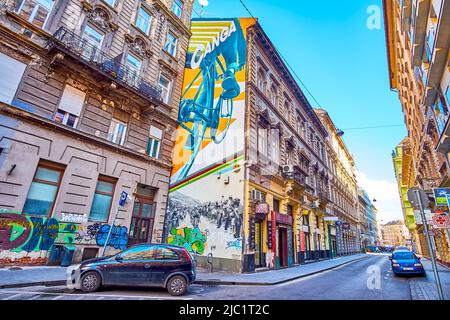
[0,254,448,300]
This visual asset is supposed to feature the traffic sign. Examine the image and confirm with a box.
[431,213,450,229]
[119,191,128,207]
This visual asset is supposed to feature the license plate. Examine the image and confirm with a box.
[403,267,414,271]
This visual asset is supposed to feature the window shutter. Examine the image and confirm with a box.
[58,85,86,116]
[0,53,27,104]
[150,126,163,139]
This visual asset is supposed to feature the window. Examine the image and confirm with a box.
[258,127,268,157]
[270,129,280,165]
[126,53,142,74]
[0,53,27,104]
[23,163,64,216]
[273,199,280,213]
[17,0,54,29]
[135,7,152,35]
[257,69,266,92]
[103,0,116,7]
[154,248,180,260]
[171,0,183,18]
[164,32,178,57]
[108,118,128,145]
[270,86,278,107]
[89,177,116,222]
[81,25,105,61]
[55,85,86,128]
[119,245,157,261]
[159,74,172,104]
[147,126,163,158]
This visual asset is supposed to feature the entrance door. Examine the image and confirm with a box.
[128,197,155,246]
[278,227,288,267]
[255,221,263,268]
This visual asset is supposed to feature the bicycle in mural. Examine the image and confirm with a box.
[175,20,247,182]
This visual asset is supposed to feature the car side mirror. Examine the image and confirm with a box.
[389,256,392,260]
[115,255,123,262]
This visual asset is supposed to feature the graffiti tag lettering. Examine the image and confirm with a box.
[168,227,207,255]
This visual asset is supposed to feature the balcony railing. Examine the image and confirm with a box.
[47,27,162,102]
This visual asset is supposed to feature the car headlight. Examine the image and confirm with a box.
[414,263,422,267]
[393,263,400,267]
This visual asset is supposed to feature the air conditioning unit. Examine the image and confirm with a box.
[282,165,294,174]
[312,200,320,209]
[251,189,265,203]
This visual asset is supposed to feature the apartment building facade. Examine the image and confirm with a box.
[384,0,450,266]
[0,0,194,265]
[380,220,409,247]
[315,109,361,255]
[357,188,379,248]
[164,17,347,273]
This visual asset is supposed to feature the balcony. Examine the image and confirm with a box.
[318,190,332,204]
[423,0,450,107]
[411,0,431,67]
[46,27,162,103]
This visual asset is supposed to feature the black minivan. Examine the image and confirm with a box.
[72,244,196,296]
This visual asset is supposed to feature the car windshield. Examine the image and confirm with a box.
[393,252,415,260]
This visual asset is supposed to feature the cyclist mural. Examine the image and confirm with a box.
[168,18,255,265]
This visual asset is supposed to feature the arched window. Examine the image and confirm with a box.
[257,69,266,92]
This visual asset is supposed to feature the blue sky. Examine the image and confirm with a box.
[193,0,406,222]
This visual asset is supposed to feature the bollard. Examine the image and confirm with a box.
[207,253,213,273]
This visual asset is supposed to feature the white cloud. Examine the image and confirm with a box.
[356,171,404,225]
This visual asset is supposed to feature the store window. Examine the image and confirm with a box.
[23,162,64,216]
[89,176,116,222]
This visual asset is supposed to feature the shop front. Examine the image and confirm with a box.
[272,211,294,269]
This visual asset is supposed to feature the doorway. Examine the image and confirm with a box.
[278,227,288,267]
[128,186,156,246]
[255,221,264,268]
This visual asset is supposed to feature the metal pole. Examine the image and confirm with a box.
[101,207,119,257]
[415,190,445,300]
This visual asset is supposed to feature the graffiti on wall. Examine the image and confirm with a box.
[0,212,128,254]
[168,226,208,255]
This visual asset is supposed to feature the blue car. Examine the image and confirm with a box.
[390,250,426,276]
[71,244,196,296]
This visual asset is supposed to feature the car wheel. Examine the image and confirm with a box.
[167,275,188,296]
[80,271,101,293]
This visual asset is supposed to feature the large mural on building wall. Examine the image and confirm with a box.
[0,210,128,264]
[167,18,255,261]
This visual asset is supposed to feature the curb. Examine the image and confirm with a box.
[0,280,66,289]
[193,255,370,286]
[0,255,370,289]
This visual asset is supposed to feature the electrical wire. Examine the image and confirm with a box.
[341,124,405,131]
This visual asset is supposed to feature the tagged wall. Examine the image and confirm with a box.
[0,210,128,264]
[167,18,255,262]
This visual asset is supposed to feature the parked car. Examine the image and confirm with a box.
[390,250,426,276]
[72,244,196,296]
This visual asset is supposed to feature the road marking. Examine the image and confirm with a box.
[52,295,64,300]
[2,293,23,300]
[0,289,193,300]
[96,296,104,300]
